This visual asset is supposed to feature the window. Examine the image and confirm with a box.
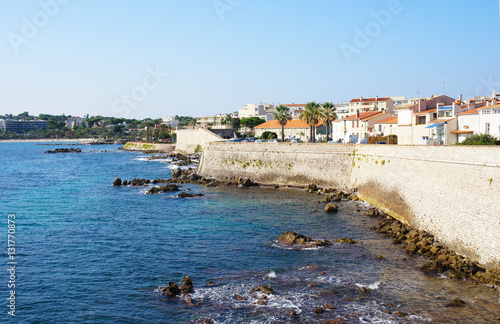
[495,109,500,114]
[416,116,426,125]
[486,123,490,134]
[483,110,491,115]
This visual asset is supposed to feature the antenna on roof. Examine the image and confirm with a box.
[442,79,446,95]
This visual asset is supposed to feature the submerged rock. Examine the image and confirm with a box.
[44,148,82,154]
[278,231,331,248]
[251,286,275,295]
[233,294,247,301]
[324,203,338,213]
[314,306,324,314]
[446,298,466,307]
[177,192,204,198]
[147,184,180,194]
[334,238,357,244]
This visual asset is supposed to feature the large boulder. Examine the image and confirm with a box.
[324,203,338,213]
[179,276,194,294]
[238,177,256,187]
[113,177,122,186]
[162,282,180,297]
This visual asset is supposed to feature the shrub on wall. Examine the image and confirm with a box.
[368,135,397,144]
[457,133,497,145]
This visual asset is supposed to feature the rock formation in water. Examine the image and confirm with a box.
[44,148,82,153]
[278,231,331,248]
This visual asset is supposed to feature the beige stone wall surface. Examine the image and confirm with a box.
[199,142,500,268]
[175,129,225,153]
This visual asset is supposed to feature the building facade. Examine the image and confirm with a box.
[0,119,48,133]
[238,103,275,121]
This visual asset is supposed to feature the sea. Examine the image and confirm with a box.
[1,142,499,323]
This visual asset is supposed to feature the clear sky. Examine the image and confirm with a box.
[1,0,499,119]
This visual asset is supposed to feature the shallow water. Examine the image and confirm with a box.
[0,142,498,323]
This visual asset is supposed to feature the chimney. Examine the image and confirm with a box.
[376,95,378,100]
[459,94,462,102]
[360,96,363,100]
[468,99,475,110]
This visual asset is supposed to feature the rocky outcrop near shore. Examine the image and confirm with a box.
[372,211,500,285]
[159,276,194,297]
[278,231,331,248]
[148,153,200,167]
[44,148,82,153]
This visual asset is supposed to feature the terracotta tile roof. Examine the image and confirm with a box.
[374,116,398,124]
[255,119,324,129]
[457,108,479,115]
[350,97,390,103]
[478,103,500,109]
[284,104,306,108]
[451,130,474,134]
[340,111,385,121]
[414,108,437,115]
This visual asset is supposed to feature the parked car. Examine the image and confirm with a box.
[290,140,297,143]
[376,141,387,144]
[268,139,278,143]
[255,139,263,143]
[359,138,368,144]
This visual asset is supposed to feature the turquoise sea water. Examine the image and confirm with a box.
[1,142,499,323]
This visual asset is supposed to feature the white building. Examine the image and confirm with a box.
[348,96,394,114]
[162,116,179,128]
[66,117,88,129]
[477,103,500,140]
[238,103,275,121]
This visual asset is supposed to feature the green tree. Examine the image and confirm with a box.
[240,117,265,134]
[232,117,240,130]
[273,105,292,142]
[457,133,497,145]
[320,102,337,142]
[300,102,321,142]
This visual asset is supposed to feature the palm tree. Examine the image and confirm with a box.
[273,105,292,142]
[300,102,321,142]
[321,102,337,142]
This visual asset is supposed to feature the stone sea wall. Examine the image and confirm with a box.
[175,129,225,154]
[120,142,175,152]
[198,142,500,268]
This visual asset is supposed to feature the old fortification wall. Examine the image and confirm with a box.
[175,129,225,154]
[121,142,175,152]
[199,142,500,268]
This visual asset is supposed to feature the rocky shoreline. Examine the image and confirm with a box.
[122,153,500,286]
[123,151,499,319]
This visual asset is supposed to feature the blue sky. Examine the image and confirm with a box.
[1,0,499,119]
